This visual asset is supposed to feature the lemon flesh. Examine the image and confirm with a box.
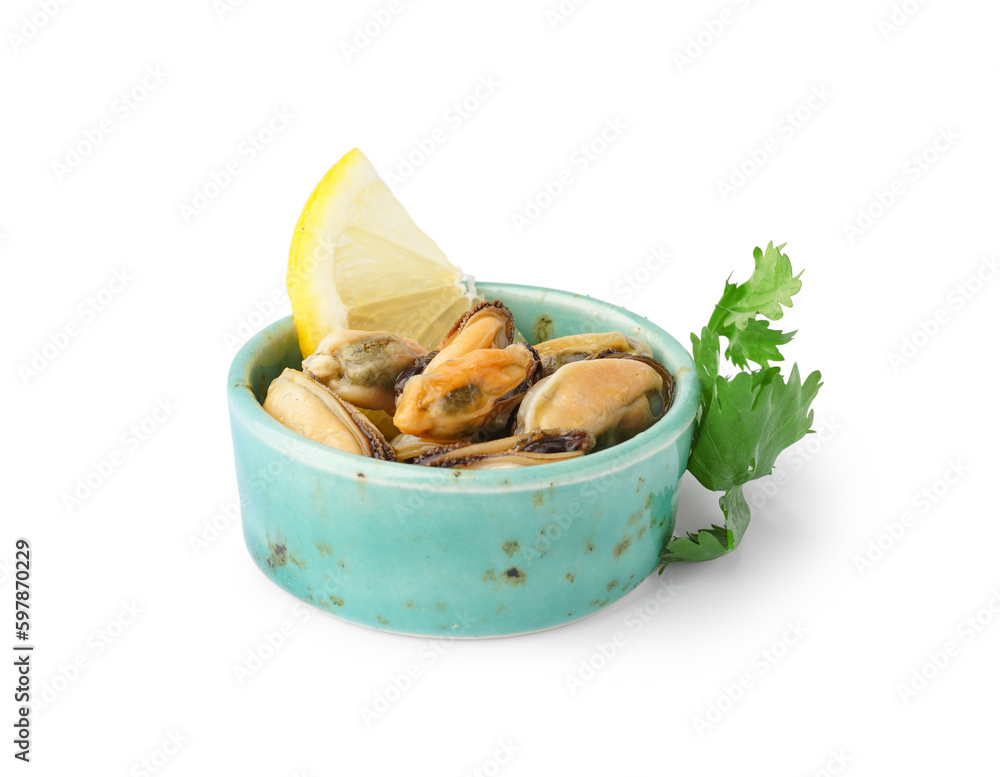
[287,148,473,357]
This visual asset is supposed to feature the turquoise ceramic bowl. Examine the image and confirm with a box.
[228,282,700,638]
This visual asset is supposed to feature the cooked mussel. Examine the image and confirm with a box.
[263,368,397,460]
[424,300,514,373]
[394,343,542,439]
[390,432,466,462]
[513,351,674,450]
[413,428,595,469]
[302,330,428,412]
[534,331,652,376]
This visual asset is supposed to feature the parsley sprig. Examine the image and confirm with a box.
[661,242,823,565]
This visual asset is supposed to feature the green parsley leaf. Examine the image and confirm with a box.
[723,318,796,370]
[660,523,729,564]
[687,366,822,491]
[708,242,802,331]
[690,327,721,410]
[661,243,822,566]
[660,488,751,566]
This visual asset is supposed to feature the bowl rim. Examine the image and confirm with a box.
[228,281,701,493]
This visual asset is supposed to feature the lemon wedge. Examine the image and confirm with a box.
[287,148,475,357]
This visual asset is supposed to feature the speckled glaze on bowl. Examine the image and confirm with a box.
[227,282,700,638]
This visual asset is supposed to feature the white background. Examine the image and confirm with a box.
[3,0,999,774]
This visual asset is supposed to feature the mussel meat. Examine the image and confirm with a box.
[390,432,465,462]
[413,428,595,469]
[303,330,428,412]
[513,351,674,449]
[263,368,397,460]
[424,300,514,373]
[534,331,652,376]
[394,343,542,439]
